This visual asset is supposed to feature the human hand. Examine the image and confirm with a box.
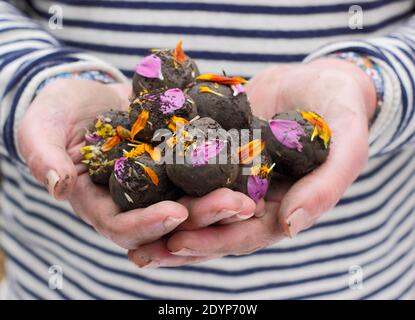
[128,57,377,266]
[17,78,258,249]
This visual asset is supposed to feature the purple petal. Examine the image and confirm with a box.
[160,88,186,115]
[135,54,163,80]
[231,83,245,96]
[269,119,305,152]
[191,140,225,167]
[114,157,127,184]
[85,132,101,144]
[247,175,269,202]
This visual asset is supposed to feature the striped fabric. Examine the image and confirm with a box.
[0,0,414,299]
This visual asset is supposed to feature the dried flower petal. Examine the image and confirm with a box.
[247,175,269,203]
[130,110,149,139]
[300,111,331,148]
[250,163,275,178]
[236,139,265,164]
[85,132,101,144]
[196,74,247,85]
[115,126,131,140]
[166,115,188,132]
[136,162,159,186]
[101,134,121,152]
[172,40,186,64]
[160,88,185,115]
[199,86,224,97]
[124,144,146,158]
[231,83,245,96]
[191,139,225,167]
[144,144,161,162]
[269,119,305,152]
[135,54,163,80]
[114,157,127,184]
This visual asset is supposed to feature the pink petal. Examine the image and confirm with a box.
[114,157,127,184]
[247,175,269,202]
[231,83,245,96]
[85,132,101,144]
[269,119,305,152]
[135,54,163,80]
[191,139,225,167]
[160,88,186,115]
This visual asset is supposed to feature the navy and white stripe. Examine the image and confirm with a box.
[0,0,414,299]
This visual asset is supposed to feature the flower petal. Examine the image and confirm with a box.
[196,74,247,85]
[136,162,159,186]
[236,139,265,164]
[247,175,269,202]
[231,83,245,96]
[101,134,121,152]
[114,157,127,184]
[160,88,186,115]
[199,86,224,97]
[130,110,149,140]
[172,40,186,64]
[269,119,305,152]
[84,132,101,144]
[191,139,225,167]
[300,111,331,148]
[166,115,188,132]
[135,54,163,80]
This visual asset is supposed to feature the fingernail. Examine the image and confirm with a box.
[128,251,159,268]
[46,170,60,198]
[163,217,184,231]
[215,209,241,220]
[170,248,196,256]
[234,212,254,220]
[285,208,313,238]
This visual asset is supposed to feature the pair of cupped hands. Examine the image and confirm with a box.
[18,58,376,268]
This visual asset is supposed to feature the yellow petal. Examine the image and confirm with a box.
[300,111,332,148]
[145,144,161,162]
[199,86,224,97]
[124,144,146,158]
[166,115,188,132]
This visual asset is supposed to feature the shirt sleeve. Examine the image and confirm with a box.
[304,15,415,158]
[0,1,128,163]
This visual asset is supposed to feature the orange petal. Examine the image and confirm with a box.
[199,86,224,97]
[196,74,247,85]
[130,110,149,139]
[173,40,186,64]
[101,135,121,152]
[116,126,131,140]
[166,115,189,132]
[236,139,265,164]
[145,144,161,162]
[136,162,159,186]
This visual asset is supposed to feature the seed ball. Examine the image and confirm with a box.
[109,155,179,210]
[129,88,197,143]
[165,117,239,197]
[252,111,330,178]
[186,81,252,130]
[132,48,199,97]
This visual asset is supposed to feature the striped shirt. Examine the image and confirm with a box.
[0,0,414,299]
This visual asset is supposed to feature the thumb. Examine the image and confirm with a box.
[278,115,369,237]
[18,104,77,201]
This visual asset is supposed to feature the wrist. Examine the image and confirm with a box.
[308,58,378,122]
